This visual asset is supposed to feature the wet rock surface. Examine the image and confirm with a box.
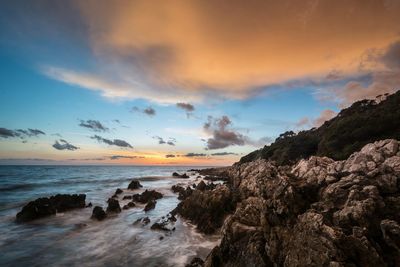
[132,190,163,203]
[16,194,86,222]
[193,139,400,266]
[172,172,189,178]
[91,206,107,221]
[127,180,143,190]
[106,198,121,213]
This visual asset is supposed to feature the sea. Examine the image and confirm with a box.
[0,165,220,267]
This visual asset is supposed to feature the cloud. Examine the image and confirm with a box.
[91,135,133,148]
[184,153,207,157]
[132,106,156,116]
[153,136,176,146]
[143,107,156,116]
[313,109,337,127]
[176,103,194,112]
[165,154,176,158]
[52,139,79,151]
[25,1,397,103]
[211,152,238,156]
[79,119,109,132]
[203,116,248,150]
[317,40,400,107]
[0,127,45,139]
[109,155,144,160]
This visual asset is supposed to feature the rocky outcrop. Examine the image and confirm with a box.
[91,206,107,221]
[175,184,236,234]
[144,200,157,211]
[128,180,142,190]
[203,139,400,267]
[132,190,163,203]
[106,198,121,213]
[16,194,86,222]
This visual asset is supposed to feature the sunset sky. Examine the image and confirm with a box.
[1,0,400,165]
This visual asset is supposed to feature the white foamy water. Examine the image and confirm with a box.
[0,166,220,267]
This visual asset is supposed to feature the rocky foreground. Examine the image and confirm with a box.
[183,139,400,267]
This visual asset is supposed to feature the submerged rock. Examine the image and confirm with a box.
[134,216,151,226]
[172,172,189,178]
[144,200,157,212]
[16,194,86,222]
[127,180,143,190]
[203,139,400,267]
[122,201,136,210]
[106,198,121,213]
[91,206,107,221]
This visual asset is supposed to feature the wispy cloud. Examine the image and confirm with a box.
[0,127,45,139]
[79,119,109,132]
[153,136,176,146]
[91,135,133,148]
[132,106,156,116]
[52,139,79,151]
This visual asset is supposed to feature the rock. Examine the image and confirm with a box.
[144,200,157,212]
[186,257,204,267]
[159,236,164,240]
[132,190,163,203]
[174,185,235,234]
[115,188,123,195]
[122,202,136,210]
[134,216,151,226]
[106,198,121,213]
[91,206,107,221]
[150,213,177,231]
[172,185,193,200]
[172,172,189,178]
[128,180,143,190]
[86,202,92,208]
[16,194,86,222]
[122,195,133,200]
[202,139,400,267]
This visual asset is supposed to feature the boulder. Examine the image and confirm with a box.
[91,206,107,221]
[132,190,163,203]
[115,188,123,195]
[128,180,143,190]
[16,194,86,222]
[106,198,121,213]
[134,216,151,226]
[144,200,157,212]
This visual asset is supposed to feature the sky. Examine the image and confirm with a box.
[0,0,400,166]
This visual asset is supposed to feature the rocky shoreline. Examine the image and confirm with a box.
[14,139,400,266]
[185,139,400,267]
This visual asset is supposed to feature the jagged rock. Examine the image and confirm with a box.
[91,206,107,221]
[172,185,193,200]
[106,198,121,213]
[150,214,176,232]
[175,184,235,234]
[115,188,123,195]
[86,202,92,208]
[132,190,163,203]
[144,200,156,212]
[128,180,142,190]
[16,194,86,222]
[203,139,400,267]
[122,195,133,200]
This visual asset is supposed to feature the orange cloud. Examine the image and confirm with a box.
[42,0,400,102]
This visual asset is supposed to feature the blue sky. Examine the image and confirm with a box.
[0,1,399,165]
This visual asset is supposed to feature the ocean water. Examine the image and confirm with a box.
[0,165,219,267]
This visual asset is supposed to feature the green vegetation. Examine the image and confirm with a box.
[239,91,400,165]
